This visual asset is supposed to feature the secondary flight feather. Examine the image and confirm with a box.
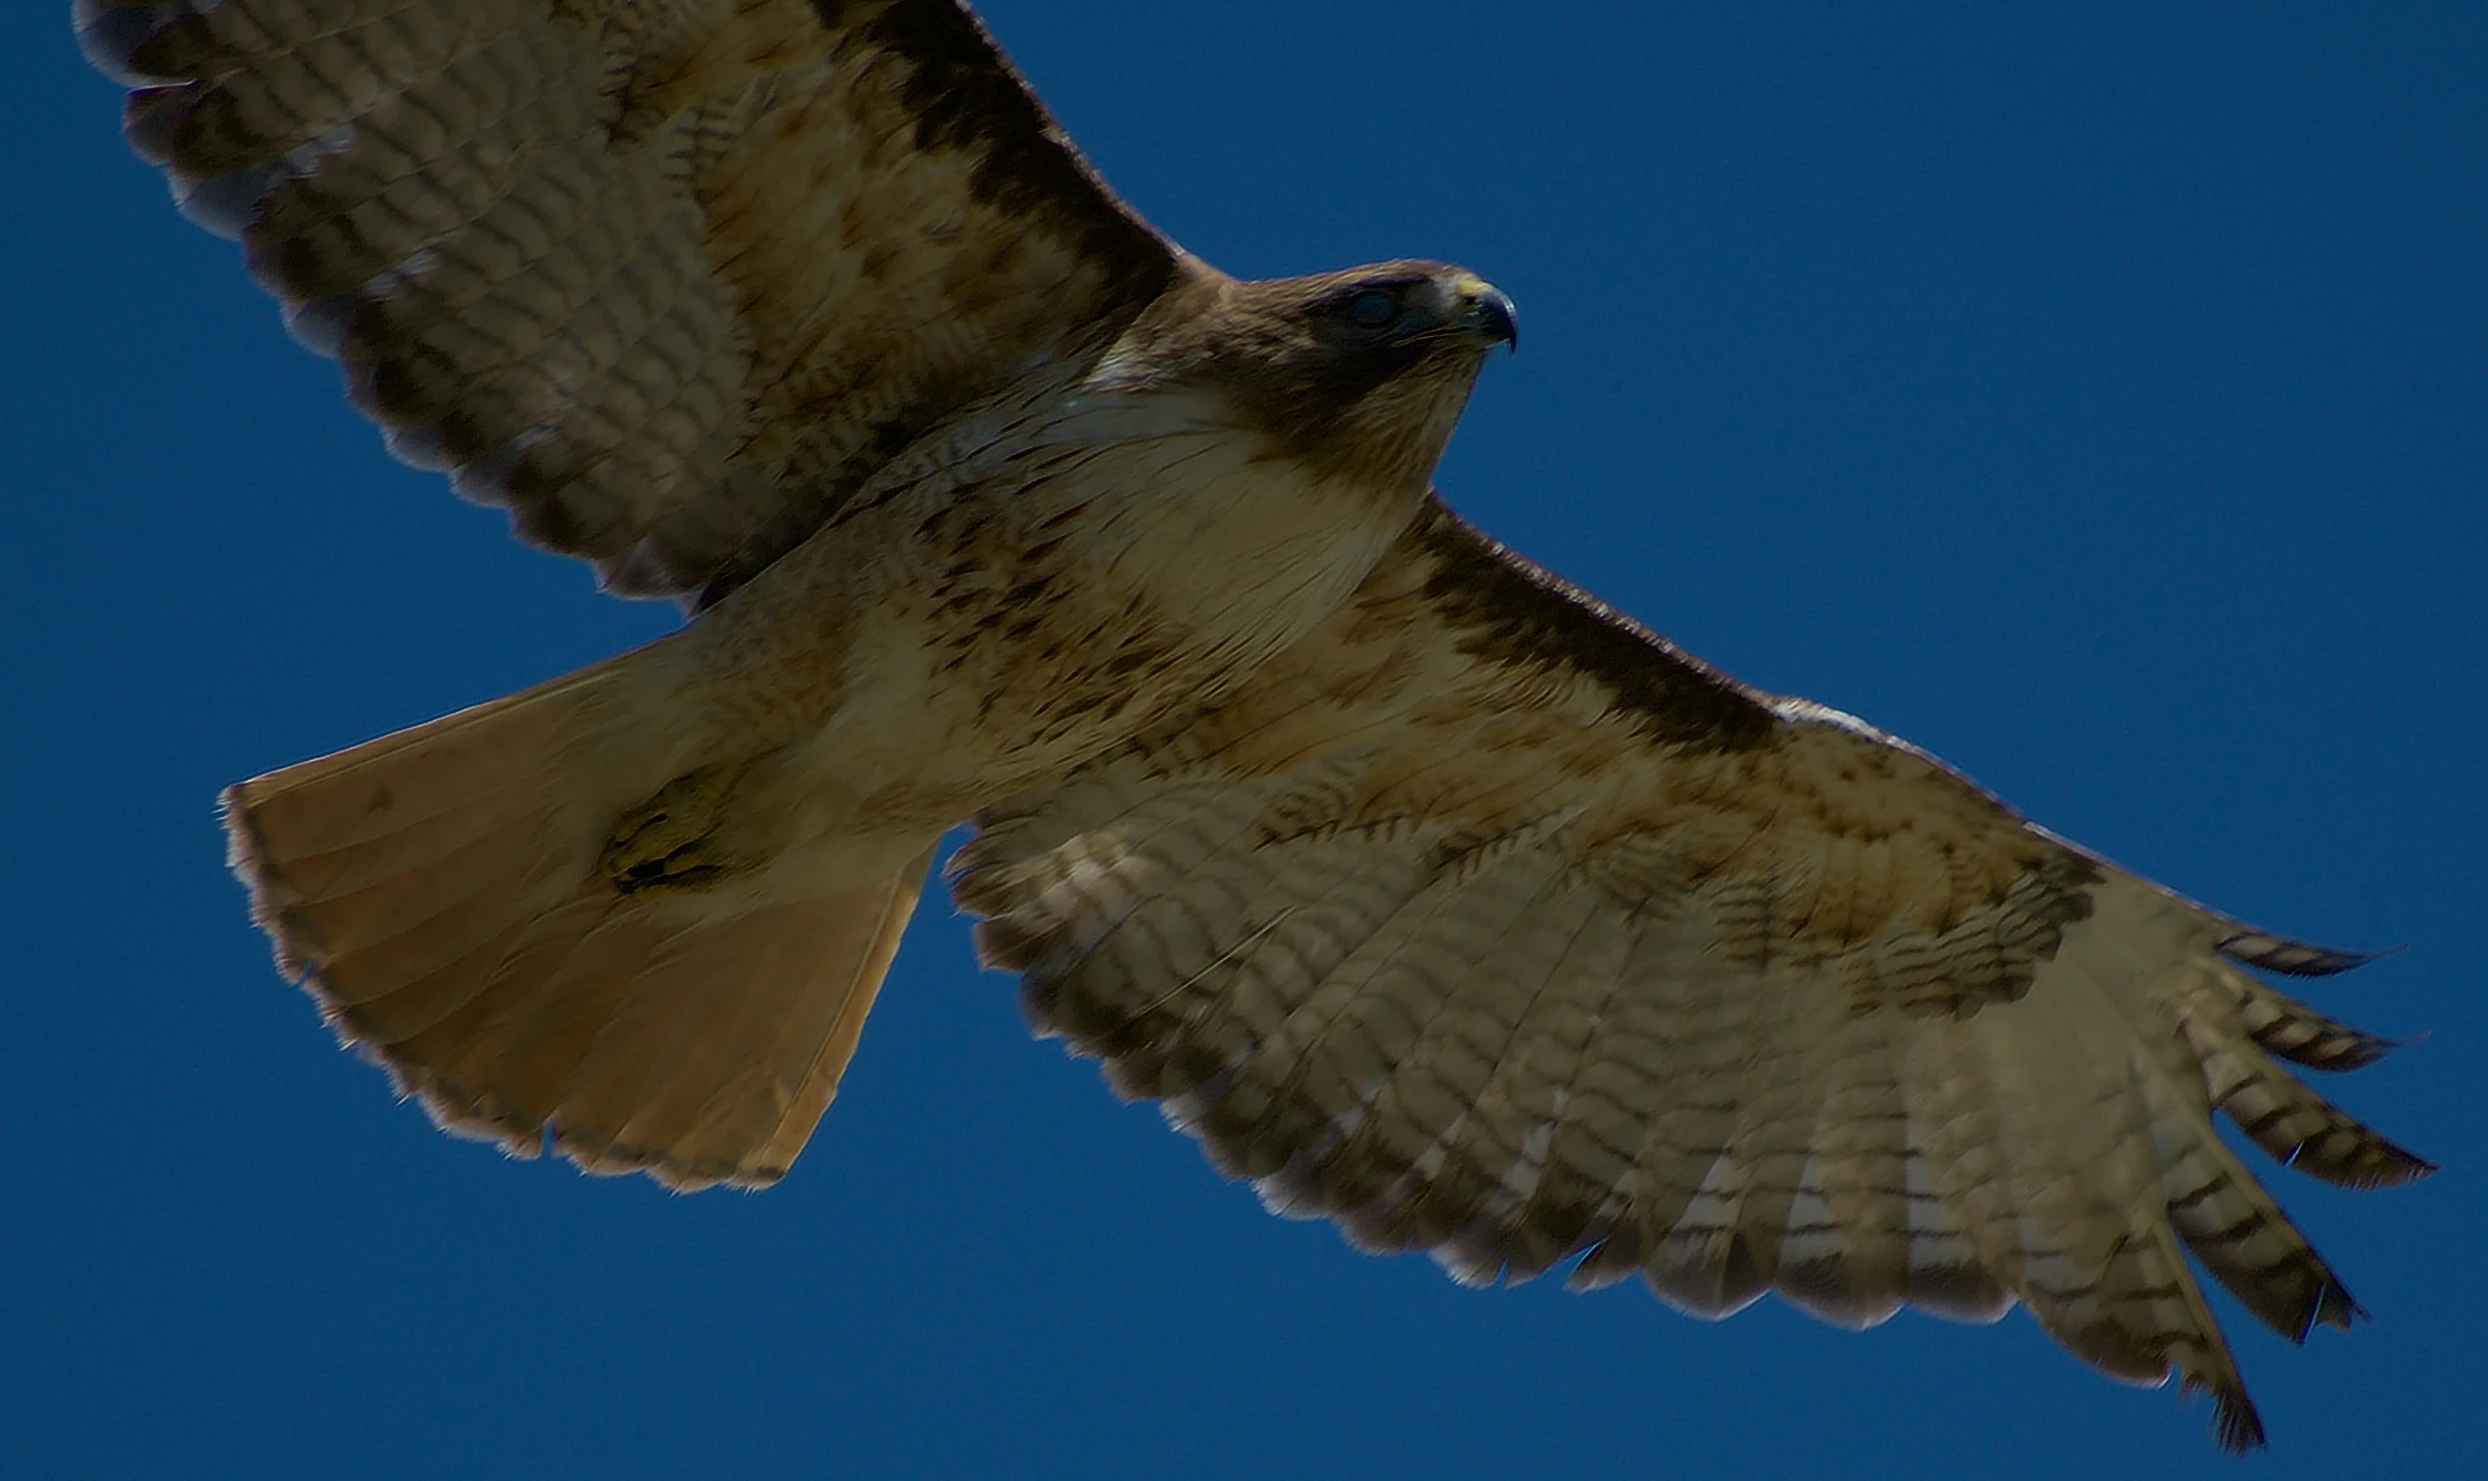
[80,0,2428,1451]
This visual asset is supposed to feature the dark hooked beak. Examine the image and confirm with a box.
[1465,283,1520,353]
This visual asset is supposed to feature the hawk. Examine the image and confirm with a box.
[80,0,2427,1450]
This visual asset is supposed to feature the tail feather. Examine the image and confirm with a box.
[290,826,583,1011]
[549,872,929,1183]
[224,659,932,1190]
[234,677,603,863]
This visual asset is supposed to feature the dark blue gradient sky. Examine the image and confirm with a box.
[7,4,2482,1476]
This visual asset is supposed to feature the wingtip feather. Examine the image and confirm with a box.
[2218,931,2386,979]
[74,0,185,88]
[2195,1376,2269,1455]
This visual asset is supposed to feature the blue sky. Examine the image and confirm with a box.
[7,3,2482,1476]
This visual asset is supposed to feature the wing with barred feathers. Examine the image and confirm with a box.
[79,0,1178,603]
[950,495,2430,1452]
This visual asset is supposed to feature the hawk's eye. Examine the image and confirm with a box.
[1342,288,1399,329]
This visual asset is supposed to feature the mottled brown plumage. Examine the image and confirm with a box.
[85,0,2426,1454]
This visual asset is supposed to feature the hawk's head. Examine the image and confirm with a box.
[1114,259,1518,494]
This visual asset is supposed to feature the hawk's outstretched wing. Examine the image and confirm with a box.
[79,0,1176,603]
[953,497,2429,1451]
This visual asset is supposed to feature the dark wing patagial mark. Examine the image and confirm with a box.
[83,0,1181,604]
[1409,500,1778,752]
[841,0,1171,261]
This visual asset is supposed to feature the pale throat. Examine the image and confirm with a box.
[1044,384,1434,656]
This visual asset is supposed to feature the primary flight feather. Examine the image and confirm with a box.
[80,0,2428,1451]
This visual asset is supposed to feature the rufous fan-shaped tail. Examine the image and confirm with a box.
[222,656,934,1190]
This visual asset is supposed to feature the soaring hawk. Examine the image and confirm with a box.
[78,0,2427,1449]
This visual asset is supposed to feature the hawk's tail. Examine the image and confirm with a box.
[222,655,932,1190]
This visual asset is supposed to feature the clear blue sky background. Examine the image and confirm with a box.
[6,3,2482,1476]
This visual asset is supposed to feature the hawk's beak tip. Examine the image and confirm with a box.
[1478,287,1519,353]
